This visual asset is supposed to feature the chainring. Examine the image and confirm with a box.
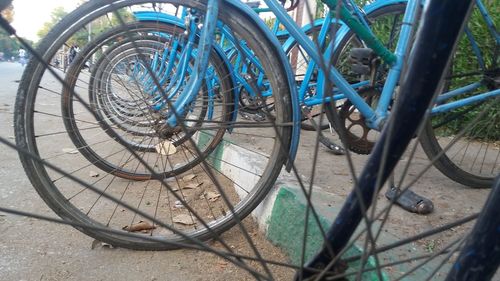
[336,87,381,155]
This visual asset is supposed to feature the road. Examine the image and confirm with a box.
[0,62,291,281]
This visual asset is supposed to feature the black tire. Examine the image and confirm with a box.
[419,101,499,188]
[63,22,219,180]
[15,0,292,250]
[329,2,499,185]
[418,7,499,188]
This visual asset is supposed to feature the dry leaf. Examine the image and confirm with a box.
[91,239,113,249]
[173,214,196,225]
[182,174,197,181]
[171,182,202,192]
[89,171,99,177]
[122,221,156,232]
[205,191,221,202]
[91,239,101,250]
[174,200,184,208]
[187,187,206,203]
[217,261,228,270]
[183,181,203,189]
[62,148,78,154]
[155,141,177,156]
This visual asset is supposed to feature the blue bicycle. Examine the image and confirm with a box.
[3,0,499,279]
[133,0,498,186]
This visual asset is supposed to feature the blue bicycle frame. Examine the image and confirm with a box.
[133,0,498,168]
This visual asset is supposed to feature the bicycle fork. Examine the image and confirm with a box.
[164,0,221,127]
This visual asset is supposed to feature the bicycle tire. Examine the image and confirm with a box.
[14,0,292,250]
[5,0,497,279]
[419,98,499,188]
[65,22,218,180]
[418,12,499,188]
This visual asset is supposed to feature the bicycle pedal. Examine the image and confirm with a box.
[349,48,376,75]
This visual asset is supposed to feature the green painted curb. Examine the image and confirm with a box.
[267,186,388,281]
[195,132,446,279]
[197,131,225,171]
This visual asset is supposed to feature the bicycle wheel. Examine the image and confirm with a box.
[328,3,407,154]
[14,0,292,250]
[68,21,218,179]
[419,4,499,188]
[6,0,498,279]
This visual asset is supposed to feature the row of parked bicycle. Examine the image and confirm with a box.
[1,0,498,279]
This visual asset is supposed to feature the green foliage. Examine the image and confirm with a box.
[37,6,68,40]
[433,1,499,140]
[35,6,134,48]
[0,4,33,59]
[0,29,22,58]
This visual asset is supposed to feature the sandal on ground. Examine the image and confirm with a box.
[385,185,434,215]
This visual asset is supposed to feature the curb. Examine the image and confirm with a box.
[201,133,447,280]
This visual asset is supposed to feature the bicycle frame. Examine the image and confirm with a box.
[261,0,418,129]
[170,0,420,130]
[132,0,413,169]
[430,0,499,116]
[134,0,498,169]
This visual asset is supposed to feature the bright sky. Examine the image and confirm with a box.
[11,0,81,42]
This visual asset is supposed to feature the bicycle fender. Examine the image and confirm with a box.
[225,0,301,171]
[364,0,408,14]
[133,11,184,26]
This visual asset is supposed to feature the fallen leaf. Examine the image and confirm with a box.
[182,174,197,181]
[171,182,202,192]
[173,214,196,225]
[122,221,156,232]
[219,207,227,217]
[205,191,221,202]
[89,171,99,177]
[217,261,228,270]
[62,148,78,154]
[155,141,177,156]
[187,187,206,203]
[91,239,114,249]
[91,239,101,249]
[183,181,203,189]
[174,200,184,208]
